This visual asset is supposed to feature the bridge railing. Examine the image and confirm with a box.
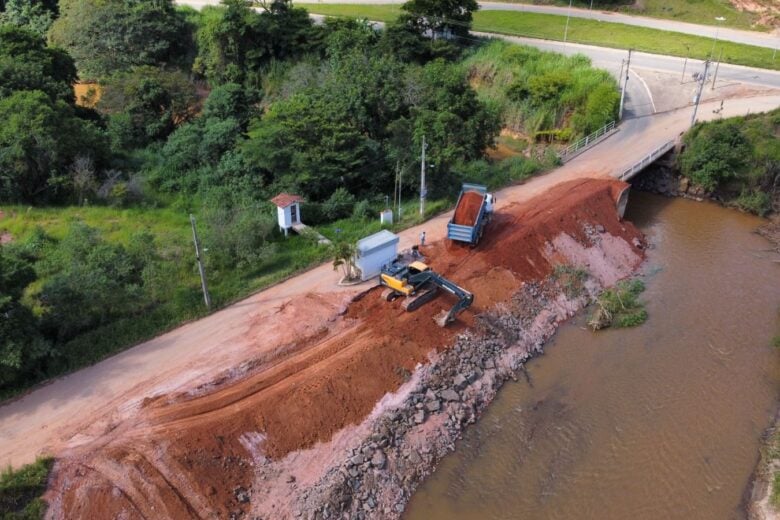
[619,140,676,180]
[558,120,617,162]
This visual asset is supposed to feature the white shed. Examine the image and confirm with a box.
[270,192,303,236]
[355,230,399,281]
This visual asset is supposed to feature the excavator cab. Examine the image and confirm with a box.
[379,260,473,327]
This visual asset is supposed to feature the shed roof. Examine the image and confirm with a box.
[356,230,399,257]
[270,193,303,208]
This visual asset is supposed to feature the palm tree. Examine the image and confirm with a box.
[330,240,357,281]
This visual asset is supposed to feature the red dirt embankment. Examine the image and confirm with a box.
[452,190,484,226]
[45,178,644,520]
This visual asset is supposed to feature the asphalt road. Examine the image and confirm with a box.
[180,0,780,50]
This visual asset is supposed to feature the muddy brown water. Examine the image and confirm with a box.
[405,191,780,520]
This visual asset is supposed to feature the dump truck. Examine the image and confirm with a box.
[379,260,473,327]
[446,183,494,246]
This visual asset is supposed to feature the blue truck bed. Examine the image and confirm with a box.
[447,183,491,246]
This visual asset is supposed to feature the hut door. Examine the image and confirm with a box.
[290,204,298,224]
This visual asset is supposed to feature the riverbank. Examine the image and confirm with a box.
[748,411,780,520]
[41,179,645,518]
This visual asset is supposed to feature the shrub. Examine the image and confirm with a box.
[588,278,647,331]
[0,457,53,519]
[323,188,356,221]
[352,199,372,220]
[735,188,771,216]
[680,119,752,192]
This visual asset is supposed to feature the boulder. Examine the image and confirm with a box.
[371,450,386,469]
[440,389,460,402]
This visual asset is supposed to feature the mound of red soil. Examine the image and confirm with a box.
[452,191,484,226]
[46,179,644,519]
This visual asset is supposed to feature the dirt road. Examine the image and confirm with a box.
[0,94,777,473]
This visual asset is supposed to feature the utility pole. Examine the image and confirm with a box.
[691,60,711,128]
[710,17,726,59]
[618,49,632,120]
[190,214,211,310]
[563,0,573,50]
[681,45,690,84]
[419,135,426,217]
[711,48,723,90]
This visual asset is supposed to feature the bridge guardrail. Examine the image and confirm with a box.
[619,140,676,180]
[558,121,617,162]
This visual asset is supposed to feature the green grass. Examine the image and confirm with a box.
[491,0,770,31]
[0,457,53,520]
[588,278,648,330]
[298,4,780,71]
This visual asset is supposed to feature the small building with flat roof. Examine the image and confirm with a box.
[355,230,399,281]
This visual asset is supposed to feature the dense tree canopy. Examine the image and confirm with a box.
[193,0,318,86]
[399,0,479,40]
[680,119,753,191]
[0,0,58,36]
[0,90,107,202]
[0,246,49,388]
[99,66,197,149]
[0,24,76,103]
[49,0,190,78]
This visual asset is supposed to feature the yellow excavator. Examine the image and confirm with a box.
[379,260,474,327]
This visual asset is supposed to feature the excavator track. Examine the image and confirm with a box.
[401,286,438,312]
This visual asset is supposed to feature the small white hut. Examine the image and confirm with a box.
[270,192,303,236]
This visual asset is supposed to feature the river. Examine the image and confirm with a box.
[405,191,780,520]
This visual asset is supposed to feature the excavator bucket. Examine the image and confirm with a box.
[434,310,454,328]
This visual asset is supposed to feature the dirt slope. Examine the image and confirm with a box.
[44,178,642,519]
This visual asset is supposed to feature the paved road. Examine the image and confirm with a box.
[180,0,780,50]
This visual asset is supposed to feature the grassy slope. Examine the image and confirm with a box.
[491,0,768,31]
[0,457,53,520]
[298,4,780,71]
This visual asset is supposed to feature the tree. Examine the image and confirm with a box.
[192,0,317,86]
[99,66,197,149]
[0,246,50,388]
[243,91,383,201]
[0,24,77,103]
[680,119,753,191]
[330,240,356,281]
[392,59,500,194]
[0,0,57,36]
[37,223,148,341]
[49,0,190,78]
[0,90,108,203]
[398,0,479,40]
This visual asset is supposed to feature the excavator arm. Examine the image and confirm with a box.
[408,271,474,326]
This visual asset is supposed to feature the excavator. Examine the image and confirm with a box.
[379,260,474,327]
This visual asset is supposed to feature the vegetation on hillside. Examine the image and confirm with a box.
[462,40,619,140]
[0,457,53,519]
[680,109,779,216]
[0,0,618,399]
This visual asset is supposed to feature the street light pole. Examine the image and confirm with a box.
[618,49,632,120]
[691,60,711,128]
[419,135,426,217]
[563,0,573,50]
[710,17,726,58]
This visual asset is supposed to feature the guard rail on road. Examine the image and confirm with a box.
[558,120,617,162]
[619,140,676,181]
